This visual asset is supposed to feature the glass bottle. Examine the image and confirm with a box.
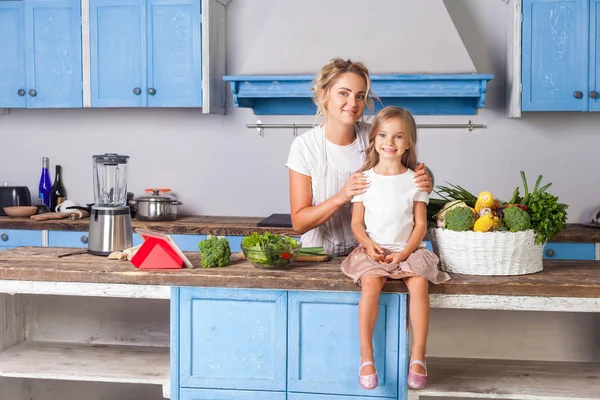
[38,157,52,207]
[50,165,67,211]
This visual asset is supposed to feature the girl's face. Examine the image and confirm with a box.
[324,72,367,126]
[374,117,410,162]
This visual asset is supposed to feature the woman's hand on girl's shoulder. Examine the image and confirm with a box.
[336,172,370,205]
[414,163,433,194]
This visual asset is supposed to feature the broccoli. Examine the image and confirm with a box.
[502,206,531,232]
[198,237,231,268]
[444,207,475,231]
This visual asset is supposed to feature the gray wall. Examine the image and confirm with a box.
[0,0,598,223]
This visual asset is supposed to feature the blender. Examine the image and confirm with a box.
[88,154,133,255]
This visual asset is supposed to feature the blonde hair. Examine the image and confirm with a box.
[360,106,418,172]
[311,58,375,121]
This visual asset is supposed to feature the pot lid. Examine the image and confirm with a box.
[137,188,177,202]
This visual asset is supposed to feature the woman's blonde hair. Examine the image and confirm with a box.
[360,106,418,172]
[311,58,375,121]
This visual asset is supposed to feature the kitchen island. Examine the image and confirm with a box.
[0,247,598,400]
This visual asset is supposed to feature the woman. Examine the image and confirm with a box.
[286,58,433,255]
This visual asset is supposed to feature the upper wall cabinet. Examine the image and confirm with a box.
[508,0,600,115]
[0,0,83,108]
[86,0,227,112]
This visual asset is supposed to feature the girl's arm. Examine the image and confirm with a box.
[384,201,428,263]
[289,169,369,234]
[351,202,384,261]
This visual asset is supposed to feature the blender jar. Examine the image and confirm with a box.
[93,154,129,207]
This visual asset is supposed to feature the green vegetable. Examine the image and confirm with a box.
[444,207,475,232]
[198,236,231,268]
[434,183,477,208]
[242,232,300,267]
[503,206,531,232]
[517,171,568,244]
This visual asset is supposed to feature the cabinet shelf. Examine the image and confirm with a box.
[413,357,600,399]
[0,341,169,386]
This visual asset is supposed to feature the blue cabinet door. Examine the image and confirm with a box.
[48,231,89,248]
[181,388,286,400]
[590,0,600,111]
[288,291,401,398]
[522,0,589,111]
[0,230,43,249]
[543,242,596,260]
[178,288,287,391]
[24,0,82,108]
[146,0,202,107]
[0,2,26,108]
[90,0,144,107]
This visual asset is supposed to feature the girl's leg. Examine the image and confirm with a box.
[404,276,429,375]
[358,275,387,376]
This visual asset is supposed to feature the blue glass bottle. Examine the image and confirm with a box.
[38,157,52,207]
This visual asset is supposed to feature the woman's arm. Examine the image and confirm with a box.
[289,169,369,234]
[414,163,434,194]
[351,202,384,261]
[384,201,428,263]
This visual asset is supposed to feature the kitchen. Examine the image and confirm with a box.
[0,0,599,400]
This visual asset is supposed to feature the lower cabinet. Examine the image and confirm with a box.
[173,287,408,400]
[0,229,42,250]
[48,231,89,248]
[181,388,286,400]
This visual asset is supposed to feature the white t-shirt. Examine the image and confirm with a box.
[285,123,368,199]
[352,168,429,252]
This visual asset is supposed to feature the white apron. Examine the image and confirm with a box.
[301,123,369,255]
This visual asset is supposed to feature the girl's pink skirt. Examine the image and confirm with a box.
[341,246,451,285]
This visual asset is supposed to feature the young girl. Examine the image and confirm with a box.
[341,106,450,391]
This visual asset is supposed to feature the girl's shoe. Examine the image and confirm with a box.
[358,360,378,390]
[408,359,428,389]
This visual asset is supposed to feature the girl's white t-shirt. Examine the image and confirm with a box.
[352,168,429,252]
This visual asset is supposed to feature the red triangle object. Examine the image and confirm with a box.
[130,236,183,269]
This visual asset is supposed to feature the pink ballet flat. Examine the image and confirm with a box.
[408,359,428,389]
[358,360,378,390]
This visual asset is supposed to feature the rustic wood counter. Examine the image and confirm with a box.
[0,247,599,299]
[0,216,599,242]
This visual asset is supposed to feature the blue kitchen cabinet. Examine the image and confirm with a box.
[90,0,144,107]
[175,288,287,392]
[48,231,89,248]
[590,0,600,111]
[543,242,596,260]
[0,0,82,108]
[288,291,403,398]
[0,230,42,250]
[89,0,202,107]
[522,0,589,111]
[180,388,286,400]
[0,2,26,108]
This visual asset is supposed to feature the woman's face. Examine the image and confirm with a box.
[324,72,367,126]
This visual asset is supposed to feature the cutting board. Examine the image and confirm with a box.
[296,254,332,262]
[257,213,293,228]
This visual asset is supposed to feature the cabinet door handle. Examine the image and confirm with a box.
[148,88,156,96]
[17,89,25,97]
[28,89,37,97]
[0,233,8,242]
[133,87,141,95]
[80,235,88,244]
[545,249,555,257]
[590,91,599,99]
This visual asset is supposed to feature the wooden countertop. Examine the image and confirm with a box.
[0,247,599,298]
[0,216,598,243]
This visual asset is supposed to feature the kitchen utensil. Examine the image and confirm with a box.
[0,186,31,216]
[135,189,181,221]
[296,254,332,262]
[257,213,293,227]
[589,206,600,224]
[88,154,132,256]
[3,206,37,218]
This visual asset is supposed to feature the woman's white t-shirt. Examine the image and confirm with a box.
[352,168,429,252]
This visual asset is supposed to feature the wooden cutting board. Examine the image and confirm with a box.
[296,254,332,262]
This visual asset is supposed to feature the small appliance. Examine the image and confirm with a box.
[88,154,133,255]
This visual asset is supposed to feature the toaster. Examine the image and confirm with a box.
[0,186,32,216]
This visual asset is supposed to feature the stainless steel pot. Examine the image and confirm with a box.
[134,189,181,221]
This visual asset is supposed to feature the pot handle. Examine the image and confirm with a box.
[174,201,182,205]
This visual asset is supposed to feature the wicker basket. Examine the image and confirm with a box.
[428,228,544,276]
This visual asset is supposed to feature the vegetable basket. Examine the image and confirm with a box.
[428,228,544,276]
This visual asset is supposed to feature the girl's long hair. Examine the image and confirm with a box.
[360,106,418,172]
[311,58,377,123]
